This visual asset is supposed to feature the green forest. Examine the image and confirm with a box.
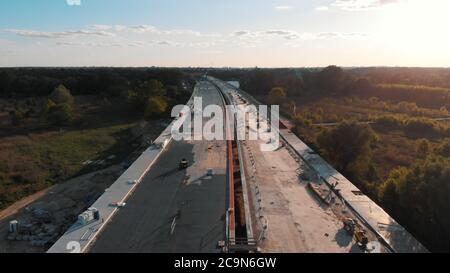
[0,68,192,212]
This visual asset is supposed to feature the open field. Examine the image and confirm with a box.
[0,96,149,210]
[0,97,166,253]
[292,97,449,181]
[0,121,138,210]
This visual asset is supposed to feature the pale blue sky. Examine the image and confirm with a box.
[1,0,449,67]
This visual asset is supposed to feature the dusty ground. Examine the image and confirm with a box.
[242,139,362,253]
[0,188,53,221]
[0,164,123,253]
[228,91,364,253]
[0,119,161,253]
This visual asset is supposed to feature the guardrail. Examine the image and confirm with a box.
[208,79,257,251]
[209,79,237,245]
[241,140,269,243]
[209,78,266,248]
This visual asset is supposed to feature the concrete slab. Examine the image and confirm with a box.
[86,81,228,253]
[212,78,428,253]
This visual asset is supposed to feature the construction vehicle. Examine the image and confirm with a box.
[355,230,369,248]
[179,158,189,170]
[343,217,369,249]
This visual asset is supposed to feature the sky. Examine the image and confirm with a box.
[0,0,450,67]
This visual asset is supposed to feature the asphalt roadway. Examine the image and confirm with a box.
[89,81,228,253]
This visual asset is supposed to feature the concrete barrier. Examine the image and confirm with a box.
[47,88,198,253]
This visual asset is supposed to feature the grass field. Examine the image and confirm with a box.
[294,97,449,124]
[0,96,145,210]
[0,122,137,209]
[376,83,450,93]
[292,97,448,184]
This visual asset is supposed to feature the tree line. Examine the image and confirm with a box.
[1,68,193,127]
[0,68,187,98]
[211,66,450,110]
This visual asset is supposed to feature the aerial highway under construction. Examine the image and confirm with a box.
[89,81,229,253]
[49,77,427,253]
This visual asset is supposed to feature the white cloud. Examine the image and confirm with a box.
[186,42,217,48]
[114,25,127,32]
[154,40,173,46]
[87,25,113,31]
[127,41,146,47]
[66,0,81,6]
[56,41,123,47]
[274,5,293,10]
[88,24,219,37]
[2,28,115,38]
[1,24,368,54]
[127,25,158,34]
[1,24,224,51]
[233,30,250,37]
[55,40,181,48]
[233,29,368,43]
[232,30,259,38]
[330,0,405,10]
[265,30,301,40]
[233,29,299,40]
[315,6,329,11]
[1,25,219,42]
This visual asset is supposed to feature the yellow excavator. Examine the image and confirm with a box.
[343,218,369,248]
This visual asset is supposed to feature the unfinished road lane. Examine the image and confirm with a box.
[89,82,227,253]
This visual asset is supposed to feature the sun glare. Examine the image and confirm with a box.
[379,0,450,58]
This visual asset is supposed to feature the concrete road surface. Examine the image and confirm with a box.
[89,81,228,253]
